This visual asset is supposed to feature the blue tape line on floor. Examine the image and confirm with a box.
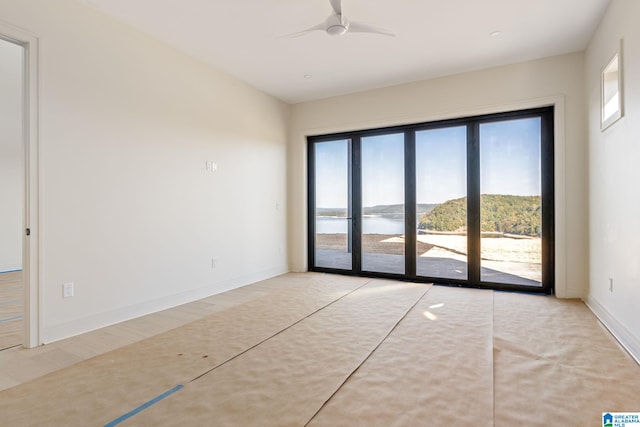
[0,315,22,323]
[0,299,21,307]
[103,384,184,427]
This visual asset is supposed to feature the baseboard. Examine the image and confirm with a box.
[585,296,640,365]
[41,265,288,344]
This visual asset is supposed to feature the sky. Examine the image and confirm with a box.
[479,118,541,198]
[314,139,350,209]
[361,133,404,207]
[314,117,541,208]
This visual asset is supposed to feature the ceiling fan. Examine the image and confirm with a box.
[285,0,395,38]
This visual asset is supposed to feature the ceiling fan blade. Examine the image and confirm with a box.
[281,23,326,38]
[329,0,342,15]
[348,21,395,37]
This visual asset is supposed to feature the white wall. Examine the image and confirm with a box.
[0,38,22,273]
[289,53,588,298]
[586,0,640,360]
[0,0,290,343]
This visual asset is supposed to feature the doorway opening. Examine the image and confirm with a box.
[308,107,554,293]
[0,23,39,349]
[0,37,24,350]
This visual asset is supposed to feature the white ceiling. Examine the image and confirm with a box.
[80,0,610,104]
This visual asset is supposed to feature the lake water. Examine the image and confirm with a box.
[316,215,405,235]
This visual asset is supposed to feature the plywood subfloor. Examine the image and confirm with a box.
[1,273,639,426]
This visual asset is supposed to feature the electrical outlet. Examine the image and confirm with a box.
[63,282,74,298]
[211,258,218,268]
[609,278,614,292]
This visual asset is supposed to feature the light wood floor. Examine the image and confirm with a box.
[0,274,283,391]
[0,271,23,351]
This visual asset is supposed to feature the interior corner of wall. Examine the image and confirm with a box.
[585,295,640,365]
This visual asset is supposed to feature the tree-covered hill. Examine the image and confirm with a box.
[418,195,541,236]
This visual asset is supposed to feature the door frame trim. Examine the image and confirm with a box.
[0,20,40,348]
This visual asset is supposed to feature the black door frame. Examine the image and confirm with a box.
[308,107,554,294]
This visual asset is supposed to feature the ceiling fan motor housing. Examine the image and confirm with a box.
[327,24,348,36]
[325,13,348,36]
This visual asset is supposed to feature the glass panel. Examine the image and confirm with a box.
[361,133,405,274]
[479,118,542,286]
[314,140,352,270]
[415,126,468,279]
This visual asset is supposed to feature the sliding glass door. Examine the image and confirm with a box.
[308,107,554,293]
[361,133,405,275]
[415,126,468,280]
[479,118,543,286]
[312,139,353,271]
